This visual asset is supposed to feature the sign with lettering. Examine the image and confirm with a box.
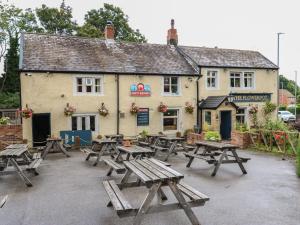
[137,108,149,126]
[130,83,151,97]
[230,93,272,102]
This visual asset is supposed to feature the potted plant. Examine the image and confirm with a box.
[98,102,109,117]
[185,102,194,114]
[64,103,76,116]
[204,131,221,142]
[130,103,139,115]
[19,105,33,119]
[0,117,10,125]
[158,102,168,113]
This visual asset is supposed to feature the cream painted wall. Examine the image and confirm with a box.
[200,68,278,126]
[21,73,197,146]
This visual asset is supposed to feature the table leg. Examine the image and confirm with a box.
[93,146,105,166]
[157,187,168,202]
[231,149,247,174]
[57,142,71,157]
[211,149,228,176]
[133,182,161,225]
[42,141,53,159]
[168,181,201,225]
[164,142,176,162]
[186,146,200,167]
[9,158,33,187]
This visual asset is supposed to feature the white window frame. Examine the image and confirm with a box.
[162,76,181,96]
[206,70,219,89]
[73,75,104,96]
[236,107,247,124]
[229,71,255,89]
[161,108,182,132]
[70,113,99,133]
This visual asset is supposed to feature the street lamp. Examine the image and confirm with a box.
[277,32,285,112]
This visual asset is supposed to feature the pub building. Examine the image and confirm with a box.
[19,20,278,147]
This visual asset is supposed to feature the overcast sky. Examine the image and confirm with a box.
[2,0,300,84]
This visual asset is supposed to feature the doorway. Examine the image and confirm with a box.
[220,111,232,140]
[32,113,51,147]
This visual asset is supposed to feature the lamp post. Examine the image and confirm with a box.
[295,70,298,117]
[277,32,285,113]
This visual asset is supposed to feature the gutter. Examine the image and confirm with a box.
[196,67,202,132]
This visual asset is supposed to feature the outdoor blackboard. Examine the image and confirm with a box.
[137,108,149,126]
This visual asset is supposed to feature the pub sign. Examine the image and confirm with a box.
[130,83,151,97]
[230,93,271,102]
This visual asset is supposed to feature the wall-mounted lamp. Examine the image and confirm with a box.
[25,73,32,76]
[187,77,193,82]
[61,94,65,98]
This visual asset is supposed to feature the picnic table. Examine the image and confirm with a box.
[105,134,124,144]
[105,145,155,176]
[42,138,71,159]
[103,158,209,225]
[82,139,118,166]
[0,144,42,187]
[155,136,185,161]
[184,141,250,176]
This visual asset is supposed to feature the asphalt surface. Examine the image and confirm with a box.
[0,150,299,225]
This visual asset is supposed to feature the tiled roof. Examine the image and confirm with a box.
[178,46,278,69]
[20,33,198,75]
[20,33,278,75]
[199,96,238,109]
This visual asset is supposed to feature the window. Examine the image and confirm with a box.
[207,71,218,88]
[75,76,103,95]
[163,109,179,131]
[204,111,212,125]
[163,77,179,95]
[230,72,254,88]
[230,72,241,88]
[71,115,97,132]
[236,108,246,124]
[244,72,254,88]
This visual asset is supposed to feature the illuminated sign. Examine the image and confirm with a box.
[130,83,151,97]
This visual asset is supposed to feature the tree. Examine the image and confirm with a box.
[0,1,41,93]
[279,75,300,104]
[79,3,146,42]
[36,0,77,35]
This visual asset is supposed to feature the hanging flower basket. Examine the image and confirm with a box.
[130,103,139,115]
[185,102,194,114]
[18,105,33,119]
[64,103,76,116]
[158,102,168,113]
[98,102,109,117]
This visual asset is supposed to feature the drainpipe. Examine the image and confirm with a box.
[196,67,202,133]
[116,74,120,134]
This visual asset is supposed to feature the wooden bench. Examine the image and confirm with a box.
[184,152,217,164]
[178,182,209,204]
[81,148,97,161]
[104,159,126,176]
[63,144,72,150]
[138,141,150,147]
[103,180,133,217]
[26,156,43,175]
[148,158,171,167]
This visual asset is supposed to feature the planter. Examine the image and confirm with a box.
[186,132,204,144]
[231,131,251,149]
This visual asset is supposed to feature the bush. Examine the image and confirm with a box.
[263,119,291,132]
[0,117,10,125]
[236,122,249,132]
[279,105,287,111]
[0,92,20,108]
[204,131,221,141]
[287,106,300,115]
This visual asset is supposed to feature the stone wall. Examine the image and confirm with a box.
[0,125,23,150]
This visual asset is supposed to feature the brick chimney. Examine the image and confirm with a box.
[105,21,115,40]
[167,19,178,46]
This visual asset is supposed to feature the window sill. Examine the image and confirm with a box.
[162,93,182,97]
[74,93,104,96]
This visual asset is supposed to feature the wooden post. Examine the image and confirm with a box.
[74,136,80,150]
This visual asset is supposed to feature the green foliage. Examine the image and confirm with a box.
[287,105,300,115]
[76,23,102,38]
[263,119,291,132]
[235,122,248,132]
[80,3,147,42]
[0,116,10,125]
[262,101,277,122]
[279,75,300,104]
[35,0,77,35]
[279,105,287,110]
[139,130,148,139]
[204,131,221,141]
[1,37,19,92]
[0,92,20,108]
